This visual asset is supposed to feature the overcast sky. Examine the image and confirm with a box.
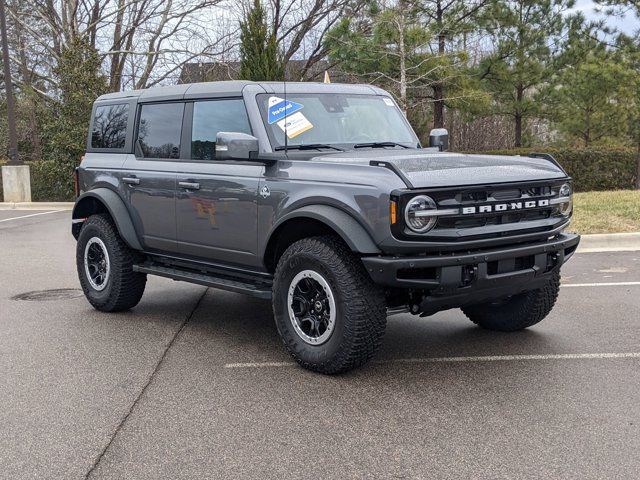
[572,0,640,35]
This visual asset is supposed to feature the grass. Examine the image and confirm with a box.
[571,190,640,234]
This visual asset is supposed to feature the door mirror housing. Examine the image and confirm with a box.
[215,132,259,160]
[428,128,449,151]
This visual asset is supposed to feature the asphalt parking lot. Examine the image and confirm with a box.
[1,210,639,479]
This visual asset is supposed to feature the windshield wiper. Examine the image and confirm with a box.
[274,143,344,152]
[353,142,410,149]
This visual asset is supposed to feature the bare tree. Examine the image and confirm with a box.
[7,0,235,92]
[268,0,364,80]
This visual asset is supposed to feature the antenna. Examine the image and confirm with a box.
[283,67,288,154]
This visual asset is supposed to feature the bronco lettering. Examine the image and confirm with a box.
[461,198,550,215]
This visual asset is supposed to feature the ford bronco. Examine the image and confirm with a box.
[72,81,580,374]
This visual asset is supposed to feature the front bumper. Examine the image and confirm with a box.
[362,233,580,311]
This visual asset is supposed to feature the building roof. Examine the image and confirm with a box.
[95,80,387,103]
[177,59,357,84]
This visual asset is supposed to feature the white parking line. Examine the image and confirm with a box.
[0,210,65,223]
[225,352,640,369]
[562,282,640,288]
[225,361,295,368]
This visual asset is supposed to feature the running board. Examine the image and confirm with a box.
[133,263,272,299]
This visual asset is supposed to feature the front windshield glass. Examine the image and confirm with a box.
[257,93,418,149]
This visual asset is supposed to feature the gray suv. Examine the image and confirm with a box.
[72,81,580,374]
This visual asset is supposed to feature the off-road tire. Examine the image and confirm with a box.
[272,235,386,374]
[76,214,146,312]
[462,272,561,332]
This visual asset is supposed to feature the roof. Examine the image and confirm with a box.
[95,80,388,103]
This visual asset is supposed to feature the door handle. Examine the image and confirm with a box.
[122,177,140,185]
[179,181,200,190]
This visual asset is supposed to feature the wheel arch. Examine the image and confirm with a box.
[72,188,143,251]
[263,205,380,272]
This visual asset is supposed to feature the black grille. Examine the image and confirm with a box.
[393,180,569,244]
[437,209,552,229]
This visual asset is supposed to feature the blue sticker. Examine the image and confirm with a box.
[267,96,304,124]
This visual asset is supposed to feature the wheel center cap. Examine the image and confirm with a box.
[314,300,323,312]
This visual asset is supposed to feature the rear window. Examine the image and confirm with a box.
[91,103,129,149]
[137,103,184,159]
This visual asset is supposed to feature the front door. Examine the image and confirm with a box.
[122,101,185,252]
[176,99,262,267]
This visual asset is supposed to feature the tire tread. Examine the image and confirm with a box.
[462,272,560,332]
[273,235,386,374]
[77,214,146,312]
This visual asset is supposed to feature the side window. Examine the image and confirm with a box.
[191,99,252,160]
[91,104,129,149]
[137,103,184,159]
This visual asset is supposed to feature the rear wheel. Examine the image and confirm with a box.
[462,272,560,332]
[76,214,146,312]
[272,235,386,374]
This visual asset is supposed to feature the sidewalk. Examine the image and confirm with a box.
[0,202,73,210]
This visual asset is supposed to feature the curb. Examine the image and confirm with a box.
[577,232,640,253]
[0,202,74,210]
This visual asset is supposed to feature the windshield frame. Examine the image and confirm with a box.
[255,93,421,152]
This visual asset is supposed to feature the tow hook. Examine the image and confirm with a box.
[462,265,478,286]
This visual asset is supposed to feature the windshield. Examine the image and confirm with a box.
[257,93,419,150]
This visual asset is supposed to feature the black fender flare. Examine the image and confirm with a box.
[72,188,143,251]
[270,204,380,254]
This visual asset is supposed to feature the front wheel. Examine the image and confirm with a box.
[272,236,387,374]
[76,214,147,312]
[462,272,561,332]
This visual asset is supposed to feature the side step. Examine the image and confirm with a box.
[133,263,273,299]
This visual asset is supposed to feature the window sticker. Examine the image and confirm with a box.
[383,97,395,107]
[277,111,313,138]
[267,96,304,124]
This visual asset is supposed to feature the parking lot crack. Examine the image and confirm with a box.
[84,287,208,479]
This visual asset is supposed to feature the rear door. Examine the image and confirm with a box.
[121,102,185,252]
[176,98,263,267]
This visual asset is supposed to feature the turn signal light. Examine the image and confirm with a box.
[390,199,398,224]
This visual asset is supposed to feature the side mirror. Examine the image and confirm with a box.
[429,128,449,151]
[215,132,259,160]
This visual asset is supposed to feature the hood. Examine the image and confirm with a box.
[310,150,566,188]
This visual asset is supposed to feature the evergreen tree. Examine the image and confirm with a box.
[326,1,431,114]
[420,1,491,128]
[47,39,109,164]
[616,33,640,187]
[550,54,632,146]
[478,0,574,147]
[594,0,640,16]
[325,0,487,141]
[239,0,285,81]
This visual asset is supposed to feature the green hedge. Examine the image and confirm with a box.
[469,148,638,192]
[0,160,76,202]
[2,147,638,201]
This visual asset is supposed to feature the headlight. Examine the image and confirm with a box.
[558,183,573,216]
[404,195,438,233]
